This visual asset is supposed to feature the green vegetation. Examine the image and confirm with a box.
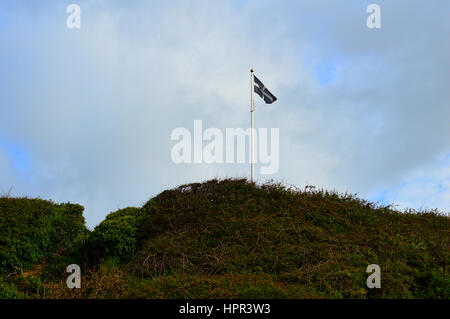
[87,207,147,262]
[0,197,87,274]
[0,197,87,298]
[0,179,449,298]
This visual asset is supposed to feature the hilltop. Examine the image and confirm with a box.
[0,179,448,298]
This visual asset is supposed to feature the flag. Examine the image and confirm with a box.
[253,75,277,105]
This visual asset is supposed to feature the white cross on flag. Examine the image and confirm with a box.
[253,75,277,108]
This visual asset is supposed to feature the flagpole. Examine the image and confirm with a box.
[250,69,255,183]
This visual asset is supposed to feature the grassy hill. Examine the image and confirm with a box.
[1,179,449,298]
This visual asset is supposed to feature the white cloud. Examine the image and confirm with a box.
[370,155,450,213]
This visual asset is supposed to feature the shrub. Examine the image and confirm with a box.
[0,278,23,299]
[0,198,87,275]
[88,207,147,262]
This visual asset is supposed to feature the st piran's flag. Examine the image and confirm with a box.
[253,75,277,104]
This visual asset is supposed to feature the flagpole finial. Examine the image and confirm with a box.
[250,68,254,73]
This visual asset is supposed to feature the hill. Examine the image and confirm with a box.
[1,179,449,298]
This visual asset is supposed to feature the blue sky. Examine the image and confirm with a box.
[0,0,449,227]
[0,138,31,174]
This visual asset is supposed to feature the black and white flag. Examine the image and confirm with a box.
[253,75,277,105]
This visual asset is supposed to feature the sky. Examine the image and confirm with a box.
[0,0,449,228]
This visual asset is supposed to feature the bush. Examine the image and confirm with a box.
[128,179,450,298]
[0,198,87,275]
[88,207,147,262]
[0,278,23,299]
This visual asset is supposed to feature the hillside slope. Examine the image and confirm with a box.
[1,179,449,298]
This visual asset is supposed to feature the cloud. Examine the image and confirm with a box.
[0,1,448,227]
[369,154,450,214]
